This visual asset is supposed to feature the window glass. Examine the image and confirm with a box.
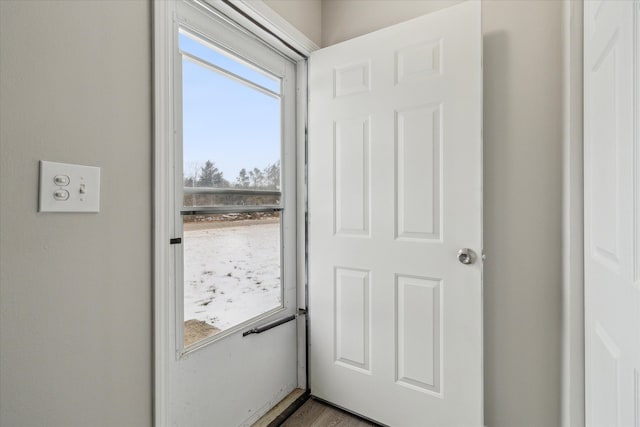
[181,45,282,202]
[183,188,280,208]
[180,30,285,348]
[183,213,282,346]
[179,31,280,94]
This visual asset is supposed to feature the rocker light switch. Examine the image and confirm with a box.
[39,161,100,213]
[53,175,70,186]
[53,189,70,201]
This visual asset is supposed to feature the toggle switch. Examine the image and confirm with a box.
[79,183,86,194]
[53,175,70,186]
[53,189,70,201]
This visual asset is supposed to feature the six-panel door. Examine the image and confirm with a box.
[308,2,483,426]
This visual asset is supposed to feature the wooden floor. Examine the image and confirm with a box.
[281,398,377,427]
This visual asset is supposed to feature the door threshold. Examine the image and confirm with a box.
[251,388,310,427]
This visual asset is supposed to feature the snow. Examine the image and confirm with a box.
[183,219,282,331]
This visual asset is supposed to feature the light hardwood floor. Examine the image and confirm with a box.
[281,399,377,427]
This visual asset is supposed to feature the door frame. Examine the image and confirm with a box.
[152,1,318,425]
[563,1,640,425]
[562,1,585,427]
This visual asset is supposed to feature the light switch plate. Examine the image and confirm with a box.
[39,161,100,212]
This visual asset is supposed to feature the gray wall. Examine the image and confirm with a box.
[0,1,152,426]
[0,1,563,426]
[319,1,563,426]
[321,0,464,46]
[482,2,563,426]
[264,0,322,47]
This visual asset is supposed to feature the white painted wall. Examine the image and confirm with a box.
[0,1,152,426]
[318,1,564,426]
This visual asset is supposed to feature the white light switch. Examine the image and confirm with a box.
[39,161,100,212]
[54,175,70,186]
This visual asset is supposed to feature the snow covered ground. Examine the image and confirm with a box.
[183,219,281,333]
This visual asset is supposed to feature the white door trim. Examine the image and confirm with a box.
[153,1,176,425]
[204,0,319,57]
[152,1,318,425]
[562,1,585,427]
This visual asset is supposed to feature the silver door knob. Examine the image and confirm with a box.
[457,248,475,265]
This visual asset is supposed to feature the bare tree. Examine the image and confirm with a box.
[249,167,264,188]
[263,161,280,189]
[235,168,250,188]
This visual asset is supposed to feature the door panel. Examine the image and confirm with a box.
[335,267,371,371]
[308,2,482,426]
[334,117,370,236]
[169,2,298,426]
[396,104,441,240]
[584,1,640,426]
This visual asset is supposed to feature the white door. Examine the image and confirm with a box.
[165,2,299,426]
[584,1,640,426]
[308,2,483,426]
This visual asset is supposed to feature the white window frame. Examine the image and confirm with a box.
[173,4,297,355]
[152,0,318,424]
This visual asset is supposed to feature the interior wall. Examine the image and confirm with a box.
[263,0,322,47]
[0,1,152,426]
[320,1,563,426]
[482,2,563,426]
[321,0,464,46]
